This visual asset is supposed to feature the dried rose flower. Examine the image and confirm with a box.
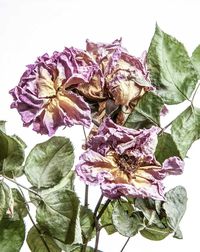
[76,118,184,200]
[10,48,98,135]
[88,39,151,103]
[76,39,153,125]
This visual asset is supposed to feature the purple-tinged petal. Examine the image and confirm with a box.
[162,156,184,177]
[88,117,160,163]
[57,91,91,128]
[101,181,165,200]
[10,47,95,135]
[75,150,114,185]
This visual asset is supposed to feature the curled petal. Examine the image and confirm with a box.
[75,150,114,185]
[76,149,165,200]
[161,156,184,178]
[86,38,123,75]
[10,47,95,135]
[88,117,159,162]
[101,182,165,200]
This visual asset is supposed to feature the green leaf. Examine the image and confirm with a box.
[0,130,26,177]
[134,198,162,226]
[135,198,172,240]
[147,24,198,104]
[0,218,25,252]
[29,171,76,207]
[0,121,6,133]
[24,136,74,188]
[125,92,164,129]
[192,45,200,78]
[171,106,200,158]
[112,201,144,237]
[155,132,181,163]
[173,226,183,239]
[36,184,82,245]
[67,245,103,252]
[27,225,61,252]
[80,206,94,240]
[0,182,12,220]
[11,188,28,220]
[100,202,116,235]
[0,131,9,163]
[140,224,172,241]
[163,186,187,231]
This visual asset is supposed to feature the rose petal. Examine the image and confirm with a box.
[75,150,114,185]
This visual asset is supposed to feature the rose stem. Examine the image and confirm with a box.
[94,198,111,252]
[94,194,104,217]
[81,127,89,252]
[96,199,111,220]
[82,126,89,208]
[120,237,131,252]
[13,177,51,252]
[2,175,42,198]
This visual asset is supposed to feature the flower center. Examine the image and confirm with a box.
[117,154,138,175]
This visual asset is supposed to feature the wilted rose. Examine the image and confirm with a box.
[10,48,98,135]
[76,118,184,200]
[76,39,153,126]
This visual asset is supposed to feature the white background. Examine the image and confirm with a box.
[1,0,200,251]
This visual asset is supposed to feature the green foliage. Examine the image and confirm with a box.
[0,218,25,252]
[0,182,12,221]
[11,188,28,220]
[112,201,144,237]
[135,186,187,241]
[155,132,181,163]
[125,92,164,129]
[192,45,200,78]
[67,245,103,252]
[0,127,25,177]
[100,201,116,235]
[140,224,172,241]
[36,185,82,244]
[147,24,198,104]
[80,206,95,240]
[0,121,6,133]
[27,225,61,252]
[163,186,187,231]
[24,136,74,188]
[171,106,200,158]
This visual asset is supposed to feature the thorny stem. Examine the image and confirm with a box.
[14,178,51,252]
[120,237,131,252]
[2,175,42,198]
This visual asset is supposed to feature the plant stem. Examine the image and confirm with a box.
[84,185,89,207]
[96,199,111,220]
[82,126,89,208]
[3,175,42,198]
[93,198,111,252]
[94,226,101,252]
[120,237,131,252]
[94,194,104,217]
[81,126,89,252]
[14,178,51,252]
